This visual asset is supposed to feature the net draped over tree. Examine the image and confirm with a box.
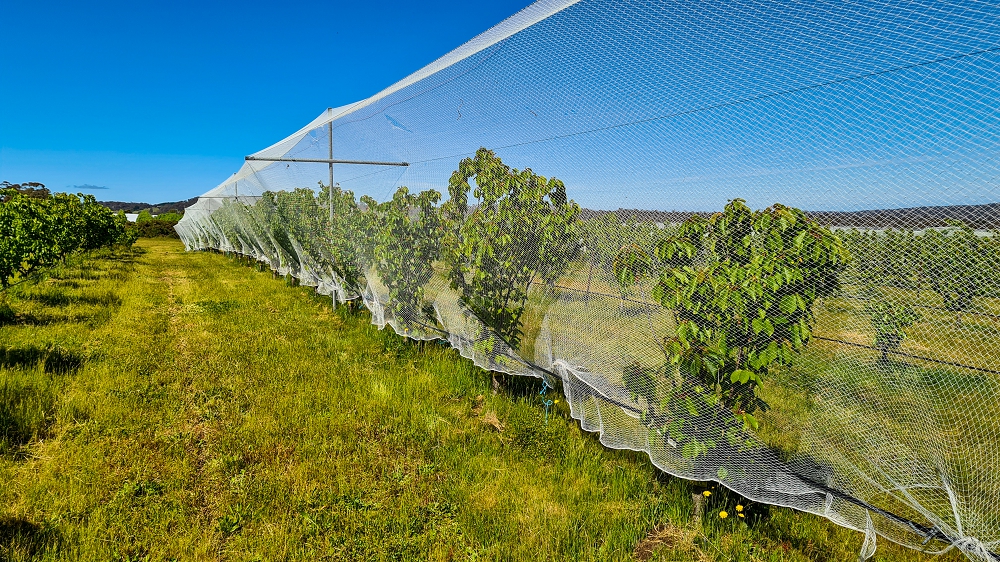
[175,1,1000,559]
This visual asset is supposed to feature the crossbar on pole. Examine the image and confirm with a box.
[245,156,409,166]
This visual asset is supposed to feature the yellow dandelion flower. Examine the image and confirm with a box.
[554,400,560,404]
[719,511,728,519]
[702,490,711,497]
[735,504,744,512]
[738,513,745,518]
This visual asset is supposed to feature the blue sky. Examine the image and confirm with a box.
[0,0,533,203]
[260,0,1000,212]
[3,0,998,211]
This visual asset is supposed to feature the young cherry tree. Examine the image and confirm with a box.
[865,301,920,362]
[923,221,987,328]
[653,199,847,430]
[272,188,329,272]
[319,183,366,298]
[441,148,580,349]
[361,187,442,331]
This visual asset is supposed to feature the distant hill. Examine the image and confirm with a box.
[100,197,199,215]
[583,203,1000,230]
[807,203,1000,230]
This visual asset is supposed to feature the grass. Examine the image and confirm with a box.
[0,239,964,561]
[505,262,999,551]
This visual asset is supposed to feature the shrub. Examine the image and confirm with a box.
[865,301,920,362]
[156,211,183,223]
[0,185,133,291]
[134,219,180,238]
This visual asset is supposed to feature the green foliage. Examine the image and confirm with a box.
[923,222,988,316]
[257,192,300,271]
[865,301,920,361]
[613,243,654,294]
[653,200,848,426]
[838,228,921,291]
[0,186,132,291]
[622,361,659,407]
[219,189,332,276]
[131,206,181,239]
[442,148,580,348]
[133,219,179,238]
[155,211,183,224]
[0,190,59,291]
[212,198,268,258]
[117,219,140,247]
[271,188,331,276]
[319,183,366,296]
[838,223,1000,320]
[361,187,442,330]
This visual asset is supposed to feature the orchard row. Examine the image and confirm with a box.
[0,182,136,291]
[180,149,847,435]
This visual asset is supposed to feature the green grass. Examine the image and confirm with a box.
[511,263,999,550]
[0,239,962,561]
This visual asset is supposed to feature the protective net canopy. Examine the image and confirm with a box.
[176,1,1000,558]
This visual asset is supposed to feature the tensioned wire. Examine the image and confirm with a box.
[376,43,1000,169]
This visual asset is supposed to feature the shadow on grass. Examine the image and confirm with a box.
[102,246,147,262]
[25,290,73,307]
[0,346,84,374]
[0,347,71,456]
[24,290,121,308]
[0,310,67,328]
[0,303,117,329]
[0,518,59,557]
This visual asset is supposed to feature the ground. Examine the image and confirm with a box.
[0,239,961,561]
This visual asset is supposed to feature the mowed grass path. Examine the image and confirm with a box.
[0,239,958,562]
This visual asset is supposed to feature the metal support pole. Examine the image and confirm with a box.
[328,109,334,225]
[328,112,335,308]
[245,156,409,166]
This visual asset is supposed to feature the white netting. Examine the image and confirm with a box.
[176,1,1000,558]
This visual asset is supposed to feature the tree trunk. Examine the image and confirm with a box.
[691,493,704,524]
[584,261,594,307]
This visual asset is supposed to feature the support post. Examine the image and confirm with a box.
[328,108,334,225]
[328,109,335,309]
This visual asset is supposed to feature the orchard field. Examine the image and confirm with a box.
[0,238,963,561]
